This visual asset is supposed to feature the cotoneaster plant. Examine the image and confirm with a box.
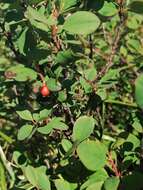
[0,0,143,190]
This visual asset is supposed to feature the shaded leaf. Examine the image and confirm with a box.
[77,140,107,171]
[81,169,108,190]
[129,1,143,14]
[17,27,28,55]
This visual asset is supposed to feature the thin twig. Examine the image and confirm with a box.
[94,0,126,83]
[95,19,125,82]
[51,5,61,52]
[89,34,93,59]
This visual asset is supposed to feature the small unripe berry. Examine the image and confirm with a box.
[40,84,50,97]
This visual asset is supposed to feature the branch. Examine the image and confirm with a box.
[108,152,121,177]
[51,6,61,52]
[95,14,125,82]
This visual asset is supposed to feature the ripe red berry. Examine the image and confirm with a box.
[40,84,50,97]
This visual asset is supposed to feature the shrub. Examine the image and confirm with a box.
[0,0,143,190]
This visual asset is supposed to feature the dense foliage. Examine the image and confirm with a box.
[1,0,143,189]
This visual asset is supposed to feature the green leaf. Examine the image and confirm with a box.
[126,133,140,150]
[37,117,68,134]
[39,109,51,121]
[51,118,68,130]
[135,74,143,109]
[77,140,107,171]
[132,120,143,133]
[7,65,37,81]
[99,2,118,17]
[33,113,40,122]
[25,6,51,26]
[87,181,104,190]
[81,169,108,190]
[84,68,97,81]
[25,6,56,32]
[99,69,119,84]
[53,122,68,130]
[0,130,13,144]
[37,124,53,135]
[24,165,51,190]
[86,0,104,11]
[80,77,92,93]
[127,14,142,29]
[127,39,142,54]
[104,177,120,190]
[63,11,100,35]
[129,1,143,14]
[15,67,37,81]
[55,179,77,190]
[17,125,34,141]
[24,166,37,187]
[46,78,62,91]
[60,0,77,13]
[58,90,67,102]
[61,139,73,152]
[56,50,74,64]
[37,173,51,190]
[0,161,7,190]
[16,110,33,121]
[72,116,95,142]
[17,27,28,55]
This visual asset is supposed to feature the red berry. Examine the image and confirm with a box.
[40,84,50,97]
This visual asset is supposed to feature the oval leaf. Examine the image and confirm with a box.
[77,140,107,171]
[16,110,33,121]
[63,11,100,35]
[18,125,34,141]
[72,116,95,142]
[37,124,53,135]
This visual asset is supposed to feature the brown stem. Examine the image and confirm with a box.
[108,152,121,177]
[51,5,61,52]
[95,14,125,82]
[89,34,93,59]
[37,73,45,83]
